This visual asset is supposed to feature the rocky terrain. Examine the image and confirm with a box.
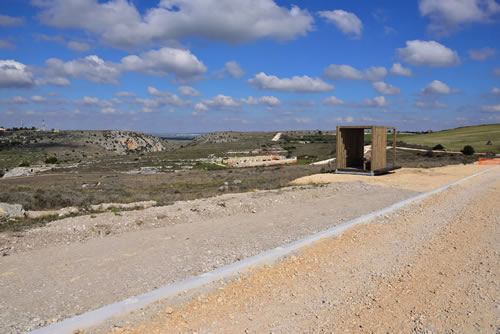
[0,129,168,155]
[93,131,167,154]
[191,132,242,145]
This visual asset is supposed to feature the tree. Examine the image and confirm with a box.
[461,145,474,155]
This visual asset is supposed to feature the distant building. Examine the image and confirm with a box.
[0,127,6,131]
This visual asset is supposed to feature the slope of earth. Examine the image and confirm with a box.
[0,130,169,170]
[108,165,500,334]
[397,123,500,154]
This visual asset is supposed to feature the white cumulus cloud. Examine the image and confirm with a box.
[43,47,206,85]
[0,60,35,88]
[419,0,500,35]
[0,96,29,104]
[321,96,344,106]
[194,103,208,111]
[30,95,47,103]
[44,55,121,84]
[73,96,113,109]
[323,64,387,81]
[202,94,240,108]
[248,72,334,93]
[372,81,401,95]
[390,63,412,77]
[420,80,459,95]
[490,87,500,95]
[178,86,201,97]
[241,96,281,107]
[224,61,246,79]
[336,116,354,123]
[144,86,191,107]
[33,0,314,49]
[318,9,363,38]
[415,100,449,109]
[100,107,118,114]
[295,117,313,124]
[361,96,388,107]
[114,91,136,98]
[121,47,207,81]
[35,76,71,87]
[397,40,460,67]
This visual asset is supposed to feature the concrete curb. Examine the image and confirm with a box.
[30,166,498,334]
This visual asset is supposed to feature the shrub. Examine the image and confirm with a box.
[461,145,475,155]
[110,207,121,216]
[19,161,30,167]
[432,144,444,150]
[45,157,58,164]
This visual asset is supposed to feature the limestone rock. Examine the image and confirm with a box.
[0,203,25,218]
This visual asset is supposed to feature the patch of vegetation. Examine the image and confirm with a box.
[193,162,226,170]
[395,148,476,168]
[432,144,445,150]
[45,156,58,164]
[461,145,475,155]
[0,215,58,233]
[110,207,121,216]
[0,186,96,211]
[19,161,30,167]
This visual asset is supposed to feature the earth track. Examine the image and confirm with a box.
[109,166,500,333]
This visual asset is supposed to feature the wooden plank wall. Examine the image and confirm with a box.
[392,127,396,167]
[370,126,387,170]
[336,126,345,168]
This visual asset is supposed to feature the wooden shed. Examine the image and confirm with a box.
[335,125,400,175]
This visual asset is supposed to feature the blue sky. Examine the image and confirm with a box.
[0,0,499,133]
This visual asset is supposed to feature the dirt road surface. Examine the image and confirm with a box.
[0,165,497,333]
[107,165,499,333]
[1,179,417,332]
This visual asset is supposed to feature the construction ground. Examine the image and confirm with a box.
[0,164,499,333]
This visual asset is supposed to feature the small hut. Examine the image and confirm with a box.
[335,125,400,175]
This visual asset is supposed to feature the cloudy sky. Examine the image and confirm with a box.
[1,0,499,133]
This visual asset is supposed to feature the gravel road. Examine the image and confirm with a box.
[104,165,499,333]
[1,180,418,333]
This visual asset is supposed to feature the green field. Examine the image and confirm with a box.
[396,124,500,154]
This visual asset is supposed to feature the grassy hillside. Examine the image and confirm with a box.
[398,124,500,154]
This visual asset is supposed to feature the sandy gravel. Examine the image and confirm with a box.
[1,181,417,333]
[0,164,495,333]
[104,165,499,333]
[292,164,490,192]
